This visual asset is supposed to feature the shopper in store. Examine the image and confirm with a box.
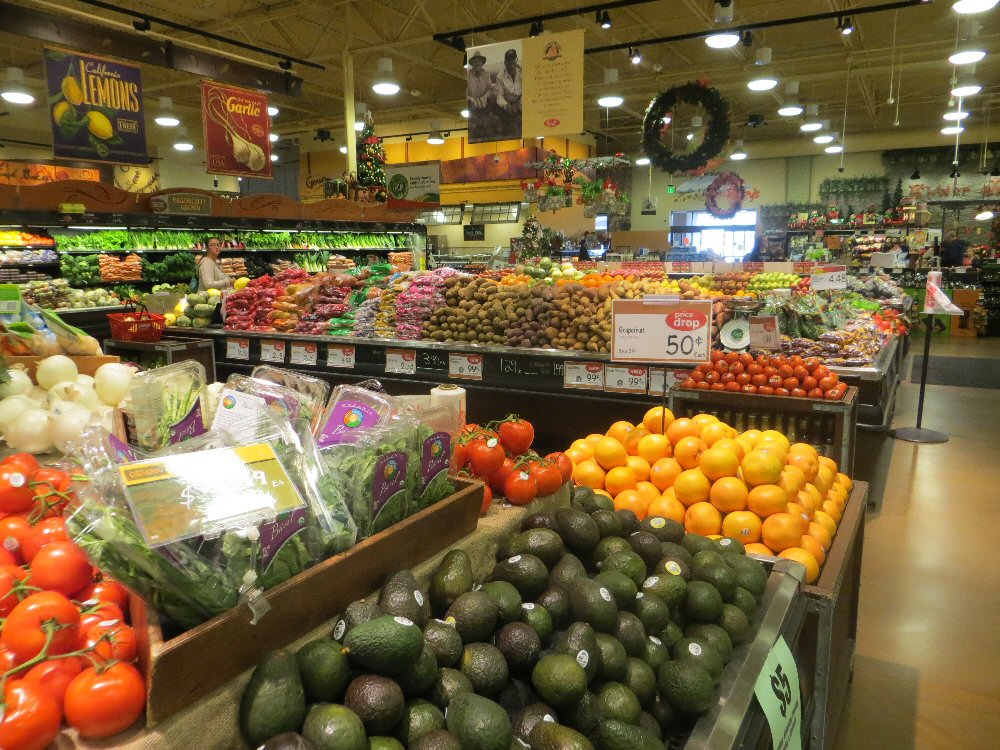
[941,230,968,267]
[197,237,234,291]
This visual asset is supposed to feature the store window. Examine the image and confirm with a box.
[670,209,758,261]
[469,202,521,224]
[419,205,464,225]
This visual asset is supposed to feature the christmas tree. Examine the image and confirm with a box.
[357,111,387,202]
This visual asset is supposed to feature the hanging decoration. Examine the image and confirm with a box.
[641,81,730,174]
[522,150,631,211]
[704,172,745,219]
[356,111,387,202]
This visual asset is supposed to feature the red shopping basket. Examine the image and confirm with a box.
[108,305,166,343]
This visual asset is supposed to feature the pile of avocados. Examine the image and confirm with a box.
[240,486,771,750]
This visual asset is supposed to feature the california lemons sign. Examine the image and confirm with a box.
[43,47,148,165]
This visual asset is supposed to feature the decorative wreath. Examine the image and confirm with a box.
[705,171,746,219]
[641,82,730,173]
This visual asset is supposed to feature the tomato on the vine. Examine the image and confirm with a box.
[28,541,93,598]
[0,564,30,616]
[467,437,505,479]
[1,453,40,476]
[0,680,61,750]
[503,470,537,505]
[2,591,81,661]
[20,517,68,563]
[77,602,125,638]
[0,645,20,671]
[451,441,468,473]
[480,484,493,515]
[489,457,516,496]
[0,465,35,514]
[84,622,138,663]
[529,461,563,497]
[64,662,146,739]
[0,515,29,563]
[24,656,85,709]
[498,416,534,455]
[545,452,574,483]
[30,468,71,494]
[29,468,74,519]
[76,580,130,613]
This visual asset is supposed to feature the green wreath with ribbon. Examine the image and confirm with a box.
[641,82,730,173]
[704,171,745,219]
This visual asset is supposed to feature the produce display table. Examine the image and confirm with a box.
[829,337,900,432]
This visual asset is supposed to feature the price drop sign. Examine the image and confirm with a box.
[449,353,483,380]
[809,265,848,291]
[754,636,803,750]
[611,299,712,364]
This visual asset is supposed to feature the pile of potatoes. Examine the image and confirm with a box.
[423,276,521,345]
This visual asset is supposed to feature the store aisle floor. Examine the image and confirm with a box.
[834,336,1000,750]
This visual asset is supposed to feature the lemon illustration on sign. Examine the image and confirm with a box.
[61,76,85,106]
[387,173,409,200]
[52,101,73,126]
[87,111,114,140]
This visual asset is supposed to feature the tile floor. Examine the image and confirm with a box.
[833,335,1000,750]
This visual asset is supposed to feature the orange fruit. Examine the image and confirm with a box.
[573,459,606,490]
[594,489,613,500]
[614,489,650,520]
[744,542,775,556]
[778,465,806,498]
[666,418,701,446]
[736,436,756,458]
[637,434,671,465]
[821,500,843,523]
[788,442,819,458]
[741,451,784,486]
[605,466,638,497]
[755,443,788,465]
[795,490,817,516]
[739,429,762,447]
[649,457,683,491]
[836,472,854,492]
[710,476,749,513]
[722,510,762,544]
[761,513,804,552]
[814,465,836,495]
[802,483,824,507]
[786,451,819,482]
[785,503,812,531]
[674,436,708,470]
[779,547,820,584]
[643,406,675,435]
[635,481,661,505]
[700,422,733,446]
[647,492,686,524]
[808,522,832,551]
[800,534,827,567]
[594,437,628,470]
[565,447,591,465]
[757,430,790,452]
[712,437,745,461]
[689,413,719,430]
[625,455,651,482]
[699,446,740,481]
[685,502,722,536]
[569,440,595,459]
[673,469,711,506]
[828,483,848,504]
[817,455,838,474]
[624,426,651,456]
[747,484,789,518]
[606,420,636,445]
[813,510,837,538]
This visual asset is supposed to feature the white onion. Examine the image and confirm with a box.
[36,355,78,390]
[49,381,101,410]
[0,395,36,431]
[0,368,32,398]
[94,363,136,407]
[27,386,49,405]
[52,404,92,453]
[76,374,95,387]
[4,408,54,454]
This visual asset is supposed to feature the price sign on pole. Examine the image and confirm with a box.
[289,341,318,366]
[327,345,356,369]
[448,353,483,380]
[750,316,782,350]
[564,362,605,390]
[611,299,712,364]
[753,636,803,750]
[604,365,648,394]
[260,339,286,363]
[386,348,417,375]
[809,265,848,291]
[226,337,250,360]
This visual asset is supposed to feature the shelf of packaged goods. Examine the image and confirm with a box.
[0,261,60,269]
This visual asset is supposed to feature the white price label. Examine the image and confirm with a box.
[750,316,782,350]
[611,299,712,364]
[604,365,648,394]
[326,345,356,369]
[648,368,692,395]
[564,362,605,390]
[226,337,250,360]
[386,348,417,375]
[810,265,848,291]
[449,353,483,380]
[260,339,286,363]
[290,341,318,366]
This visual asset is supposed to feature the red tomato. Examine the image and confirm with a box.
[503,470,538,506]
[767,375,784,388]
[84,622,138,663]
[739,352,755,367]
[2,591,80,661]
[802,376,818,391]
[545,453,574,483]
[790,388,807,398]
[28,541,93,598]
[774,387,790,397]
[736,373,752,386]
[812,364,830,379]
[747,364,763,376]
[756,355,771,368]
[808,388,825,399]
[789,355,804,367]
[24,656,85,709]
[741,384,757,393]
[498,417,534,456]
[758,386,775,395]
[777,364,794,379]
[0,454,40,476]
[792,365,809,381]
[751,374,768,387]
[77,602,125,636]
[30,468,73,519]
[480,484,494,515]
[530,462,563,497]
[695,381,710,390]
[714,360,729,374]
[720,373,735,385]
[0,680,61,750]
[680,379,696,389]
[0,564,30,616]
[803,357,820,372]
[704,371,720,384]
[729,362,745,376]
[710,383,727,391]
[725,382,741,392]
[451,441,468,472]
[690,371,705,383]
[467,437,505,479]
[818,375,839,392]
[64,662,145,739]
[0,645,19,671]
[21,518,68,564]
[76,580,130,613]
[0,515,28,563]
[710,350,725,362]
[764,366,778,378]
[724,352,739,364]
[489,457,517,496]
[0,466,35,514]
[783,377,800,391]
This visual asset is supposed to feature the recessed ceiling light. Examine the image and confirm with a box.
[635,156,650,166]
[952,0,998,14]
[949,48,986,65]
[941,125,965,135]
[267,105,279,117]
[339,146,347,153]
[943,110,969,121]
[825,144,843,153]
[747,77,778,91]
[705,32,741,49]
[814,134,835,144]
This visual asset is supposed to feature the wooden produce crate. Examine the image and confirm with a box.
[104,336,217,381]
[4,354,120,379]
[131,478,484,725]
[669,386,858,474]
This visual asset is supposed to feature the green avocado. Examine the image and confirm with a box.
[239,649,306,748]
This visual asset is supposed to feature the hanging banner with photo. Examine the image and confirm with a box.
[466,29,583,144]
[385,162,441,210]
[200,81,272,178]
[43,47,148,165]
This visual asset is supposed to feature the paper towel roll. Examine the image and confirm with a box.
[430,383,466,428]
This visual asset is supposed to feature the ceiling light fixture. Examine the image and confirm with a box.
[706,32,741,49]
[460,109,470,118]
[686,133,695,141]
[943,109,969,121]
[950,166,961,178]
[800,104,823,131]
[949,47,986,66]
[154,96,180,127]
[635,156,650,166]
[271,153,279,162]
[747,77,778,91]
[173,127,194,152]
[629,47,642,65]
[427,122,445,145]
[730,140,748,160]
[372,58,400,95]
[975,206,995,220]
[267,105,279,117]
[714,0,735,24]
[825,144,844,154]
[942,125,965,134]
[597,68,624,108]
[1,68,34,105]
[755,47,772,65]
[339,146,347,154]
[778,80,803,116]
[952,0,998,13]
[951,75,981,97]
[597,10,612,30]
[814,133,835,144]
[355,102,368,131]
[837,15,854,35]
[269,133,279,142]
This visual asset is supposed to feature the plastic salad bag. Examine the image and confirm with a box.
[120,360,207,450]
[316,381,393,447]
[251,365,331,435]
[212,373,308,440]
[398,405,456,513]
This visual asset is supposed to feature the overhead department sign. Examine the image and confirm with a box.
[201,81,273,178]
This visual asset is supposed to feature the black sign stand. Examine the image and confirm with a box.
[889,313,948,444]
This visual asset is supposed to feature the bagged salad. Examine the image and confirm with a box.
[120,360,207,450]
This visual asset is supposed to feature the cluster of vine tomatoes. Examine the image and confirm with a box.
[679,351,848,400]
[0,453,145,749]
[452,416,573,510]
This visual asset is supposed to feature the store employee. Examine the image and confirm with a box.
[198,237,233,291]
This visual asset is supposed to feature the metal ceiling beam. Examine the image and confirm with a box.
[0,0,305,95]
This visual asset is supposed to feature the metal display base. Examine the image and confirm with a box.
[889,426,949,443]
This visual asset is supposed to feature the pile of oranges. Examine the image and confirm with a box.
[563,407,853,584]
